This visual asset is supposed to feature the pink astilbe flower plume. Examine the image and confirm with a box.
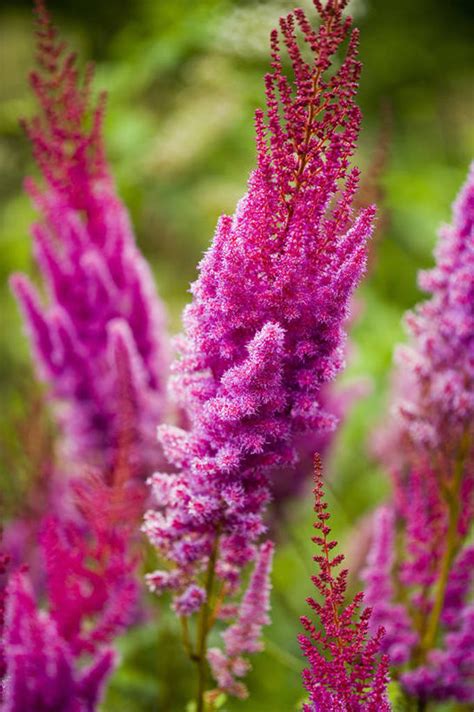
[10,0,168,475]
[375,162,474,466]
[298,456,390,712]
[363,164,474,705]
[144,0,374,624]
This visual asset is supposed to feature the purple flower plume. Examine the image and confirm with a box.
[298,456,390,712]
[144,0,374,623]
[376,162,474,465]
[10,0,168,475]
[363,164,474,705]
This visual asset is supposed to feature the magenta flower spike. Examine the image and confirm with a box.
[144,0,374,617]
[375,162,474,470]
[363,164,474,705]
[298,456,390,712]
[40,512,139,657]
[10,0,168,475]
[3,572,116,712]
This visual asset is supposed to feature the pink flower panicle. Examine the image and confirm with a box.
[11,0,168,475]
[2,465,141,709]
[376,162,474,472]
[362,472,474,703]
[207,541,274,698]
[2,422,142,708]
[144,0,374,614]
[395,163,474,453]
[40,512,139,657]
[298,456,390,712]
[401,550,474,704]
[364,165,474,704]
[2,572,116,712]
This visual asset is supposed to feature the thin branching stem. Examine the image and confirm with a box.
[195,535,220,712]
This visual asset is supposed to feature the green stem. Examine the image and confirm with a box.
[196,536,219,712]
[416,697,428,712]
[419,437,469,659]
[180,616,196,661]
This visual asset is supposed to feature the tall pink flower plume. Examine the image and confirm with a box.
[360,506,417,667]
[298,456,390,712]
[376,162,474,464]
[10,0,168,475]
[363,164,474,705]
[144,0,374,620]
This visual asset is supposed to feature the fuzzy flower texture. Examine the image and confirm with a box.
[144,0,374,631]
[11,0,168,476]
[363,165,474,705]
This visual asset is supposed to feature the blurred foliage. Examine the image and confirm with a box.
[0,0,473,709]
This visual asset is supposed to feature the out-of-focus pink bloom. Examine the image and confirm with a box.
[11,0,168,475]
[3,572,116,712]
[2,386,144,706]
[364,164,474,705]
[0,535,11,702]
[361,506,417,666]
[40,513,139,657]
[375,163,474,466]
[2,464,141,709]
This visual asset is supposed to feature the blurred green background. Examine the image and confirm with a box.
[0,0,473,709]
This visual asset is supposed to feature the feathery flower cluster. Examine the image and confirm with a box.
[299,456,390,712]
[144,0,374,618]
[2,462,141,709]
[363,165,474,704]
[11,0,168,475]
[3,572,115,712]
[207,540,274,699]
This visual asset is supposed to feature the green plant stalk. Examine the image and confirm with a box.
[180,615,196,662]
[419,435,470,660]
[195,535,220,712]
